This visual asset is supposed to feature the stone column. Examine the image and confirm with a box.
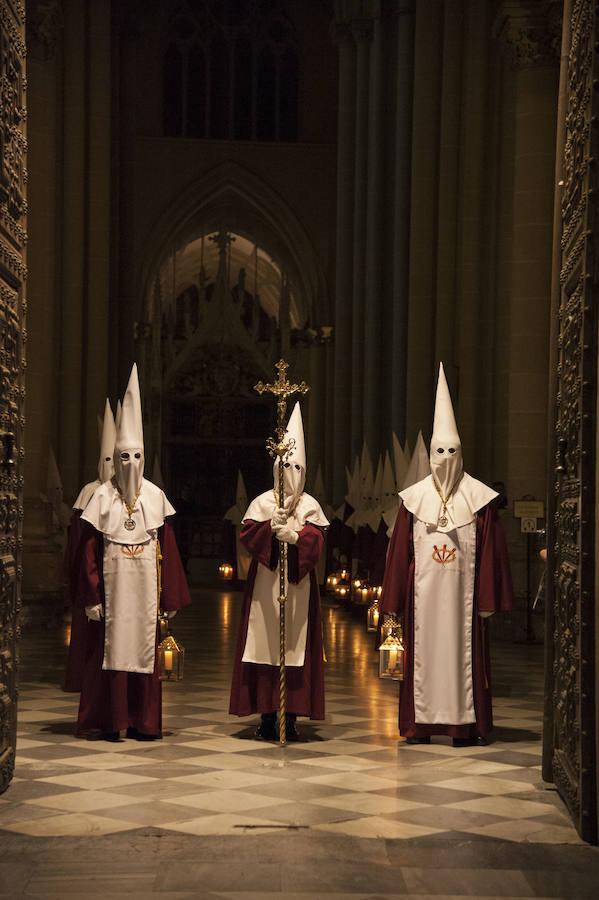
[350,19,372,457]
[363,13,383,457]
[498,4,560,503]
[390,1,415,440]
[332,22,357,501]
[494,1,560,604]
[58,0,87,498]
[405,4,444,442]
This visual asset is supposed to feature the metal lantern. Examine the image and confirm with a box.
[366,601,380,632]
[378,626,404,680]
[219,562,234,580]
[158,632,185,681]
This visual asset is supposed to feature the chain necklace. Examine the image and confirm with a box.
[432,472,461,528]
[118,487,141,531]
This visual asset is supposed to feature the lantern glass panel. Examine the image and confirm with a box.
[366,602,380,632]
[378,631,404,680]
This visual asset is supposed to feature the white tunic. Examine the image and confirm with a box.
[242,564,310,667]
[412,518,477,724]
[102,533,159,674]
[240,490,328,668]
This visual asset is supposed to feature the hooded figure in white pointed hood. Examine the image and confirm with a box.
[73,399,116,512]
[230,401,328,739]
[381,362,513,746]
[63,400,117,693]
[76,364,191,740]
[383,431,431,537]
[223,470,251,580]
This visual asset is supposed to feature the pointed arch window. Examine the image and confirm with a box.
[162,0,299,141]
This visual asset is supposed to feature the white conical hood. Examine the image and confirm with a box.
[46,447,63,508]
[430,361,462,496]
[114,364,145,505]
[403,430,431,489]
[273,401,306,511]
[392,432,408,490]
[115,399,122,431]
[236,469,248,509]
[314,464,326,502]
[98,399,116,483]
[382,451,396,504]
[381,449,401,532]
[225,469,248,525]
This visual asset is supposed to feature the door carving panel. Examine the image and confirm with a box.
[0,0,26,795]
[544,0,598,844]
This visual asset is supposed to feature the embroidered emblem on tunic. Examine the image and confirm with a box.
[121,544,144,558]
[432,544,457,566]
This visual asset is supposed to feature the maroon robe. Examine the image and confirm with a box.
[76,520,191,737]
[381,503,513,739]
[369,520,390,586]
[326,502,354,573]
[63,511,89,693]
[229,520,325,720]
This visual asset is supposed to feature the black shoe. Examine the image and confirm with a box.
[255,713,278,742]
[452,736,488,747]
[126,726,161,741]
[286,714,299,742]
[405,736,431,745]
[102,731,121,742]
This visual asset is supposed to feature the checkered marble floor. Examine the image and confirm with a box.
[0,590,580,846]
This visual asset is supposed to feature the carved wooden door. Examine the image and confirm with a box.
[544,0,598,844]
[0,0,26,795]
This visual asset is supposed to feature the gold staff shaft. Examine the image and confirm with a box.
[277,447,287,746]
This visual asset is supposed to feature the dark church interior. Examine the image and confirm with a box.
[2,0,599,896]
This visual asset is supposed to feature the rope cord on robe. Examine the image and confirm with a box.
[156,538,163,614]
[255,359,309,748]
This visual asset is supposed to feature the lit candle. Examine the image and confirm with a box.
[331,577,338,586]
[361,588,369,601]
[164,650,173,672]
[388,648,397,672]
[373,607,380,628]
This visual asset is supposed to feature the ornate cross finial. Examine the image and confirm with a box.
[255,359,309,445]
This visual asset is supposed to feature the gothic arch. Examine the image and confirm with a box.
[137,161,329,329]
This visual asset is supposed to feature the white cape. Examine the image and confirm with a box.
[400,473,496,534]
[82,478,175,544]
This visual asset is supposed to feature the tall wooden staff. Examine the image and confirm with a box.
[255,359,309,747]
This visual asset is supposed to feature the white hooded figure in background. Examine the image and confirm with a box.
[73,399,116,513]
[63,399,117,693]
[383,431,431,537]
[224,469,251,580]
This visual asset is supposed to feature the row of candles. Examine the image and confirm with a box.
[326,569,404,681]
[217,561,404,681]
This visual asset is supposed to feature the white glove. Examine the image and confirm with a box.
[273,522,299,545]
[166,610,177,620]
[479,611,494,619]
[86,604,103,622]
[271,507,287,529]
